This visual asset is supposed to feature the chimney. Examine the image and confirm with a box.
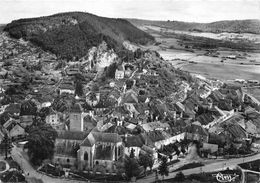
[125,133,128,143]
[173,111,176,121]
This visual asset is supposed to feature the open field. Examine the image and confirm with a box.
[180,62,260,81]
[140,25,260,44]
[243,88,260,101]
[139,24,260,81]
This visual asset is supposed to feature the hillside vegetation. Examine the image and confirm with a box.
[128,19,260,34]
[4,12,154,59]
[0,24,6,32]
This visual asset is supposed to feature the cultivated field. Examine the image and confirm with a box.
[140,25,260,81]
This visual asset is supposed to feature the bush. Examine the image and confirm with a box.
[175,171,185,181]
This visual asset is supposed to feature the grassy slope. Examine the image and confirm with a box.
[3,12,154,59]
[128,19,260,34]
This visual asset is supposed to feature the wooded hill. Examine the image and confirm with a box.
[4,12,155,59]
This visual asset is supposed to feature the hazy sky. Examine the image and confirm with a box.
[0,0,260,23]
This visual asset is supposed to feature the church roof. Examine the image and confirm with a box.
[70,103,83,113]
[124,135,144,147]
[81,132,122,147]
[57,130,89,140]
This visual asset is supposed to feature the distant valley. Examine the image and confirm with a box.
[128,18,260,81]
[128,19,260,34]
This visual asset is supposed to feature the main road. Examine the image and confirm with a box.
[137,153,260,183]
[11,143,260,183]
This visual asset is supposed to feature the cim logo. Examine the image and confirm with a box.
[212,172,239,183]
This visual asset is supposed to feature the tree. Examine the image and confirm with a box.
[75,80,83,96]
[24,124,57,165]
[173,143,180,157]
[175,171,185,181]
[130,148,135,158]
[5,86,17,96]
[104,62,117,78]
[2,134,11,159]
[139,154,154,173]
[181,145,186,154]
[148,156,154,171]
[169,155,173,161]
[125,157,140,179]
[0,112,10,126]
[158,156,169,180]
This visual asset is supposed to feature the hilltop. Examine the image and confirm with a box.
[3,12,154,59]
[128,19,260,34]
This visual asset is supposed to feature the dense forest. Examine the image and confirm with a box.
[4,12,155,59]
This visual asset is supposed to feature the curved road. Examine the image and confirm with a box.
[11,144,260,183]
[137,153,260,183]
[11,145,88,183]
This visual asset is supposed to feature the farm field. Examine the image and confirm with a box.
[140,24,260,82]
[180,62,260,81]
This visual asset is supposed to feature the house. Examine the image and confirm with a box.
[59,84,75,95]
[141,145,158,165]
[245,120,258,136]
[4,103,21,116]
[41,101,52,108]
[120,90,138,105]
[202,143,218,153]
[0,87,5,94]
[79,132,124,172]
[185,121,209,142]
[3,118,17,130]
[108,89,121,101]
[124,67,133,78]
[19,115,34,127]
[3,119,26,139]
[66,68,80,76]
[115,68,124,80]
[45,108,60,125]
[141,121,170,132]
[217,115,248,143]
[8,124,25,140]
[134,103,150,116]
[142,131,174,149]
[124,103,140,118]
[124,134,144,157]
[69,103,84,132]
[110,106,130,119]
[226,55,237,59]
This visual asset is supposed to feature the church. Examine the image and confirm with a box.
[53,102,125,173]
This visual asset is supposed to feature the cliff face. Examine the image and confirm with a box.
[83,41,118,72]
[4,12,155,60]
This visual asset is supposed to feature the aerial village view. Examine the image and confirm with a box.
[0,0,260,182]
